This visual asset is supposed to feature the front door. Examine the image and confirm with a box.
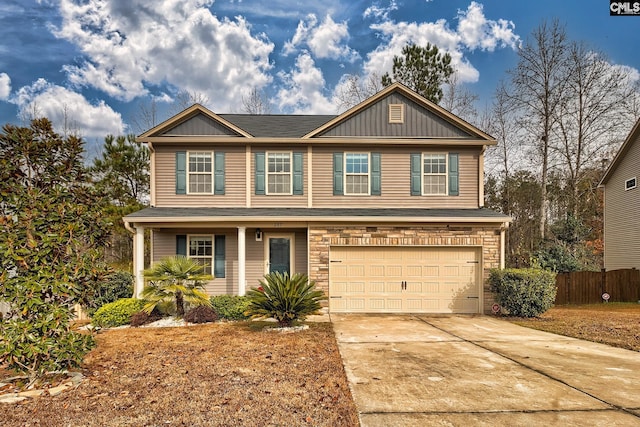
[266,234,294,275]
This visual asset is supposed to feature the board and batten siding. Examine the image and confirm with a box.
[154,145,246,207]
[319,92,472,138]
[312,146,480,208]
[604,132,640,270]
[250,147,308,207]
[152,229,308,295]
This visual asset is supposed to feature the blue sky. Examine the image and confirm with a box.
[0,0,638,149]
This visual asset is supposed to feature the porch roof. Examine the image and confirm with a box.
[124,207,511,224]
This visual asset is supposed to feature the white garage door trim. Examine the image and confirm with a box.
[329,246,482,314]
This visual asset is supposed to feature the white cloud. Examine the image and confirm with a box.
[363,0,398,20]
[456,2,519,51]
[52,0,274,111]
[275,53,335,114]
[0,73,11,100]
[284,14,359,62]
[364,1,519,84]
[11,79,125,139]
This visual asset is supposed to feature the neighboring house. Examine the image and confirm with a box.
[599,118,640,271]
[124,83,510,314]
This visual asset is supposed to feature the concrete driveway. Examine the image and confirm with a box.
[331,314,640,426]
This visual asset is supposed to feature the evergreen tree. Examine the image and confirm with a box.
[381,43,454,104]
[0,118,110,382]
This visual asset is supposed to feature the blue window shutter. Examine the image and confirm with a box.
[333,152,343,195]
[214,235,226,278]
[255,152,265,195]
[293,152,303,195]
[176,235,187,256]
[371,152,381,195]
[214,152,225,195]
[176,152,186,194]
[410,153,421,196]
[449,153,459,196]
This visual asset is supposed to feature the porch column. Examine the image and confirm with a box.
[500,225,506,270]
[238,226,246,296]
[134,225,145,298]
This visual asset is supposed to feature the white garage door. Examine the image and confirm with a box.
[329,246,481,313]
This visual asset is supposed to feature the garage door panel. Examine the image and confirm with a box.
[330,246,481,314]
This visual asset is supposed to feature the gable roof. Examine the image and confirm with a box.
[600,117,640,186]
[137,82,495,144]
[304,83,494,142]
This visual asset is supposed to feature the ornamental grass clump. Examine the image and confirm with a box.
[245,272,326,327]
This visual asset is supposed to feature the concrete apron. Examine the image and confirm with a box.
[331,314,640,427]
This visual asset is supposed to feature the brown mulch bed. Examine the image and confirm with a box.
[0,322,359,426]
[509,303,640,352]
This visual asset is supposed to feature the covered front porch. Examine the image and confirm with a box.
[124,220,309,298]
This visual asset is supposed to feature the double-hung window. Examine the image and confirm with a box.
[423,153,447,195]
[189,235,213,275]
[345,153,370,195]
[267,152,292,194]
[188,152,213,194]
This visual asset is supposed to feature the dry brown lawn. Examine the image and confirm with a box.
[0,322,359,427]
[509,303,640,351]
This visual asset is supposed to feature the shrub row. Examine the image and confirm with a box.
[91,295,251,327]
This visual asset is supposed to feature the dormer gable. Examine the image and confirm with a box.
[304,82,495,143]
[138,104,252,142]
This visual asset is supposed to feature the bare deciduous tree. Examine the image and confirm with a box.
[440,73,478,123]
[506,19,568,240]
[553,43,636,217]
[242,87,272,114]
[334,73,383,112]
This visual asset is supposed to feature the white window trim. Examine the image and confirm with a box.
[186,151,214,195]
[625,177,637,191]
[344,152,371,196]
[187,234,214,276]
[422,153,448,196]
[266,151,293,195]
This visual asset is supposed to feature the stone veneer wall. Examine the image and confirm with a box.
[308,224,502,314]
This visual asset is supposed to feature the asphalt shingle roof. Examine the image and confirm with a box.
[219,114,336,138]
[125,207,510,221]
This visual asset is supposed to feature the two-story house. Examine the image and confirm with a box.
[124,83,510,314]
[600,117,640,271]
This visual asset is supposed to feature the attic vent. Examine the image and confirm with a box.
[388,104,404,124]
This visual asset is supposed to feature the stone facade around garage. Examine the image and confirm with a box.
[308,224,502,314]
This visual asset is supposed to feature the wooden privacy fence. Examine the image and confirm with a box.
[555,268,640,305]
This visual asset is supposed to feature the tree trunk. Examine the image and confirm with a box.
[176,291,185,317]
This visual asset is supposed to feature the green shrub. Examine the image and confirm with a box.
[87,271,134,316]
[184,305,218,324]
[245,272,326,327]
[210,295,251,320]
[91,298,146,327]
[489,268,557,317]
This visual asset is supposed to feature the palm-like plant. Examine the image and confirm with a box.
[245,272,326,327]
[141,256,212,317]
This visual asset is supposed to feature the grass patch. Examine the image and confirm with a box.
[509,303,640,351]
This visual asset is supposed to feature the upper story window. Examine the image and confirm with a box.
[188,151,213,194]
[267,152,292,195]
[189,235,213,275]
[345,153,370,195]
[626,177,637,191]
[423,153,447,195]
